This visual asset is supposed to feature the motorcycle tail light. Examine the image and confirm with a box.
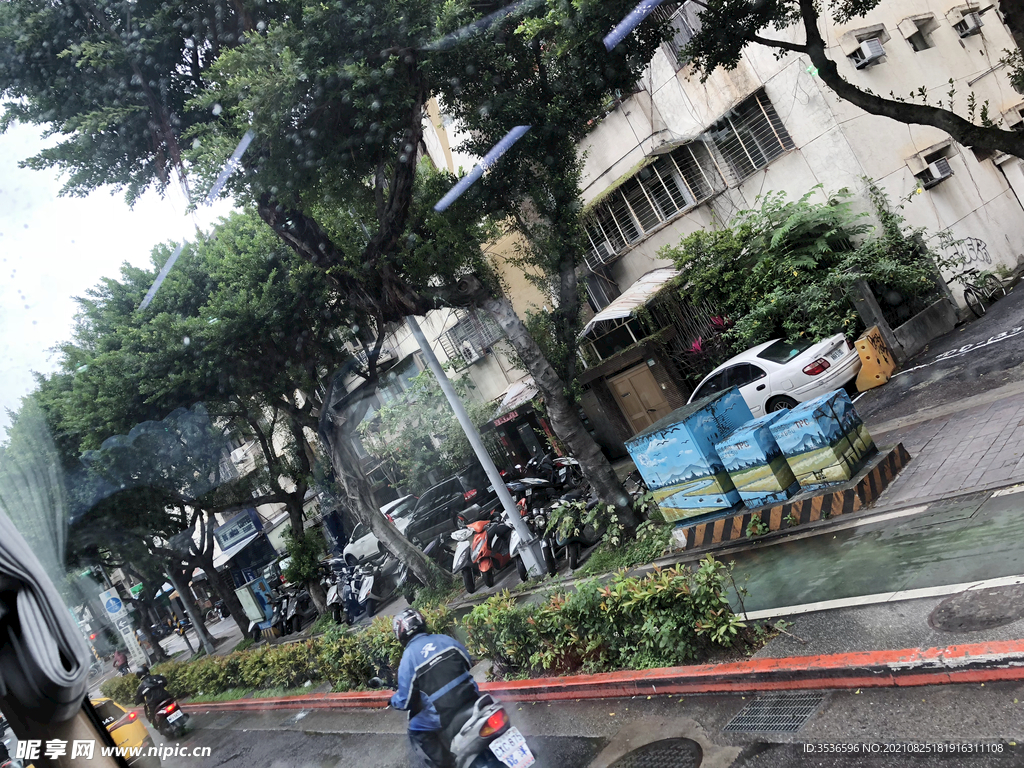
[479,708,510,737]
[846,337,855,350]
[802,358,830,375]
[463,488,478,501]
[157,702,177,716]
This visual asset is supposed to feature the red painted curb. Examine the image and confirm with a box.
[190,638,1024,713]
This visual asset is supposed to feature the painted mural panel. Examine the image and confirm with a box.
[715,410,800,508]
[769,389,876,491]
[625,388,753,522]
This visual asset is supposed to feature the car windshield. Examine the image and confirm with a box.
[0,0,1018,761]
[756,338,815,364]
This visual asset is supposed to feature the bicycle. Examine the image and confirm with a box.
[951,267,1007,318]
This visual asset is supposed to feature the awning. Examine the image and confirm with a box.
[493,377,540,420]
[153,582,174,600]
[579,267,680,340]
[212,531,261,569]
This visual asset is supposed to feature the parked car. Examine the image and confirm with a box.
[91,698,158,767]
[342,495,419,565]
[402,465,499,546]
[688,334,862,416]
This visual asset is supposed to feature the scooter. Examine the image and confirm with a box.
[283,584,318,634]
[548,490,605,571]
[449,694,535,768]
[355,550,403,616]
[323,559,348,623]
[453,510,514,593]
[152,696,189,739]
[509,498,557,581]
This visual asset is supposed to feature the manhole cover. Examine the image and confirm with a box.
[606,738,702,768]
[929,584,1024,632]
[724,692,825,733]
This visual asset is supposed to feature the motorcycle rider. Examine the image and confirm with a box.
[134,665,170,724]
[112,647,129,676]
[389,608,479,768]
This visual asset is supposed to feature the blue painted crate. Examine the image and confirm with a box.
[625,388,753,523]
[768,389,876,492]
[715,410,800,508]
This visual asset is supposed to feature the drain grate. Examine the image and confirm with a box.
[606,738,702,768]
[724,692,826,733]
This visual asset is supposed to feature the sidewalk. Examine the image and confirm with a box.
[868,382,1024,508]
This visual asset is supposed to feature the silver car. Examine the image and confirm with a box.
[688,334,862,416]
[341,495,418,564]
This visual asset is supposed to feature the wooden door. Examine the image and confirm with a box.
[608,363,673,434]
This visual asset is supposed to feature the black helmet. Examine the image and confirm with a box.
[393,608,427,647]
[137,665,150,679]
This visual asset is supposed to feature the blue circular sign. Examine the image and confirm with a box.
[104,597,123,614]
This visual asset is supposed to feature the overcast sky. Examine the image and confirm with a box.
[0,121,234,436]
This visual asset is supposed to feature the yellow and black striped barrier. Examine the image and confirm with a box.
[680,443,912,550]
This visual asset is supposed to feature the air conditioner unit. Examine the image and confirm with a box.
[954,11,983,37]
[919,157,953,189]
[851,38,886,69]
[460,341,482,365]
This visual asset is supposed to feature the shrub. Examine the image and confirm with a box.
[99,675,140,706]
[464,557,745,679]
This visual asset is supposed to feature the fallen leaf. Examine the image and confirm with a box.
[609,712,615,716]
[855,689,861,694]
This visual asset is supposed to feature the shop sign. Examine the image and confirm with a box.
[495,409,519,426]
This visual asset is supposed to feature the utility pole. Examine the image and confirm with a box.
[406,315,545,576]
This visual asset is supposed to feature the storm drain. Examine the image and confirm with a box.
[723,692,826,733]
[606,738,702,768]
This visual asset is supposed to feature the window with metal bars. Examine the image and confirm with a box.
[582,91,791,270]
[438,308,505,370]
[650,1,704,66]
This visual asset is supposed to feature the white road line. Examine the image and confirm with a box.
[741,574,1024,620]
[991,484,1024,497]
[892,325,1024,378]
[846,504,930,528]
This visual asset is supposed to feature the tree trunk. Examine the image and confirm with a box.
[479,294,639,530]
[282,495,328,613]
[999,0,1024,48]
[195,551,250,637]
[320,403,451,589]
[165,568,216,655]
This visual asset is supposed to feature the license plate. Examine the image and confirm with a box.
[827,347,844,361]
[489,727,534,768]
[166,710,184,723]
[525,488,532,496]
[487,485,494,492]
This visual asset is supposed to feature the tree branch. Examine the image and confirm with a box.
[796,0,1024,158]
[751,34,808,53]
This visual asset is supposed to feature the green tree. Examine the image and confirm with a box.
[357,370,493,495]
[682,0,1024,159]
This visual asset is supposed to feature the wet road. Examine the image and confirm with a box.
[856,286,1024,427]
[721,488,1024,614]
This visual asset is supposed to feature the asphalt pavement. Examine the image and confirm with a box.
[154,680,1024,768]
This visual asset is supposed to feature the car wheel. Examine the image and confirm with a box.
[462,567,476,594]
[482,567,495,588]
[516,555,529,582]
[344,553,357,566]
[766,395,797,412]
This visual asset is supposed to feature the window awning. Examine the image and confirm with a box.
[492,377,539,420]
[579,267,680,341]
[213,531,261,569]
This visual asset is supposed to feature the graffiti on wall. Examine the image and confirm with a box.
[951,237,992,266]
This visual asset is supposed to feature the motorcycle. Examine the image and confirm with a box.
[509,498,557,581]
[547,490,605,571]
[152,696,189,739]
[367,680,533,768]
[205,600,230,623]
[452,507,514,593]
[173,617,192,637]
[282,584,318,634]
[525,451,583,491]
[323,558,349,624]
[354,550,404,617]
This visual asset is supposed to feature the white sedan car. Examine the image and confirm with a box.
[342,495,418,564]
[687,334,862,416]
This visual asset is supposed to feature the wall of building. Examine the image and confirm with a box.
[579,2,1024,309]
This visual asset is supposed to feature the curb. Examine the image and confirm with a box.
[189,638,1024,713]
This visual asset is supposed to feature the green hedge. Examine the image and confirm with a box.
[100,560,746,703]
[464,557,745,677]
[99,607,454,705]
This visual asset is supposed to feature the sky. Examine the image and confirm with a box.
[0,121,234,436]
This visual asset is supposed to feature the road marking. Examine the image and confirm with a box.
[741,574,1024,620]
[846,504,930,528]
[892,325,1024,378]
[991,484,1024,497]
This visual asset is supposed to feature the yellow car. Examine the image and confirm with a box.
[91,698,158,767]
